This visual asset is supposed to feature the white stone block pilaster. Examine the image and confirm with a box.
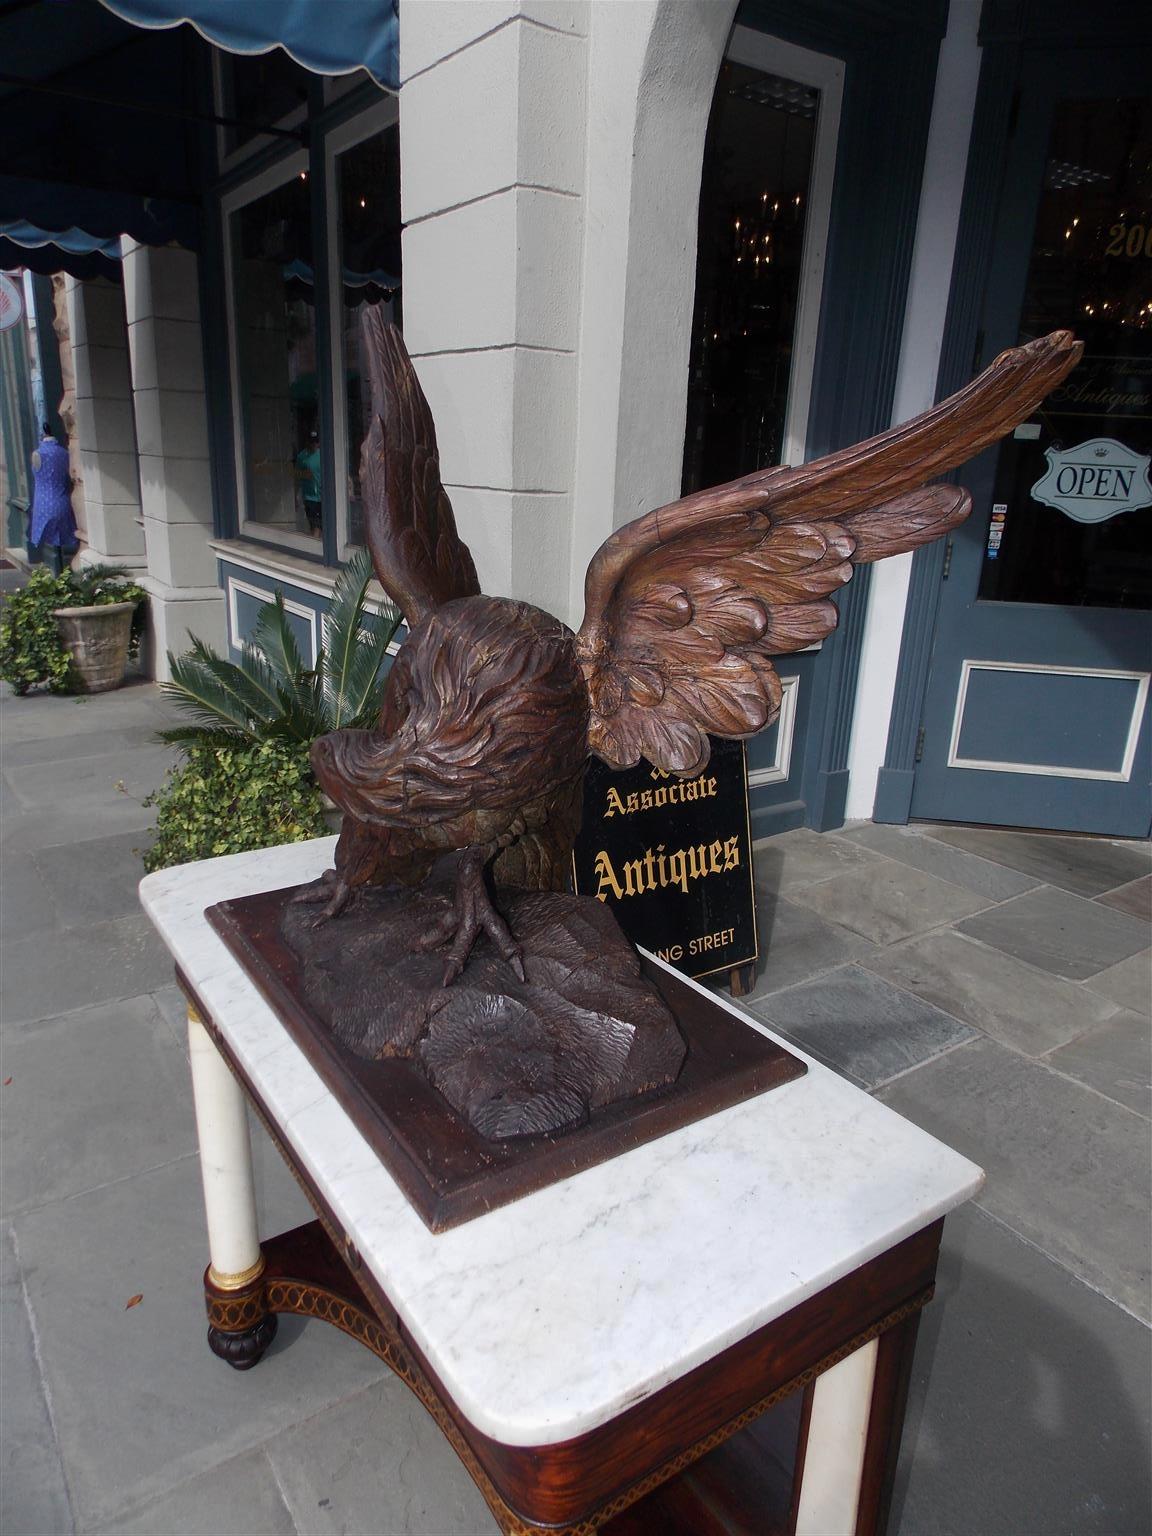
[64,276,146,568]
[399,0,589,622]
[122,241,226,678]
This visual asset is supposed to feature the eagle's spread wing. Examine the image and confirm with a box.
[360,311,480,627]
[575,330,1083,775]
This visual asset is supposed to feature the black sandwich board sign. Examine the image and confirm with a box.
[571,737,758,985]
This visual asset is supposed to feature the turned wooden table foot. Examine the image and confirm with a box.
[204,1257,278,1371]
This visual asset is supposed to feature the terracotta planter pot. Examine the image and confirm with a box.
[53,602,136,693]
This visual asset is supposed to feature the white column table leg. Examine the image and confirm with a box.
[187,1006,276,1368]
[793,1337,879,1536]
[188,1008,262,1285]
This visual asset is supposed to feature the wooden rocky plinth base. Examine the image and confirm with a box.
[279,878,688,1141]
[204,893,805,1232]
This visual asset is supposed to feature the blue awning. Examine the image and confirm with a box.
[0,221,123,283]
[0,238,121,284]
[98,0,399,89]
[0,0,396,281]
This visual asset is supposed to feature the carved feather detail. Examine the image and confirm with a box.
[359,312,480,628]
[576,330,1082,774]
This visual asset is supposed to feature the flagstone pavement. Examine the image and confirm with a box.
[1,677,1149,1536]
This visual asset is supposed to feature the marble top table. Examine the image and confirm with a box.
[141,837,983,1535]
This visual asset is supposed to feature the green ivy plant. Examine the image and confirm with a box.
[143,549,401,871]
[0,564,148,696]
[142,739,329,873]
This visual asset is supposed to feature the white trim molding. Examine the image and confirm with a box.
[748,675,800,788]
[225,574,319,667]
[947,660,1151,783]
[210,538,400,622]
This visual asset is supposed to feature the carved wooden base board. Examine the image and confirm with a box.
[206,883,805,1231]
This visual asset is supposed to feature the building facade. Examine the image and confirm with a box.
[2,0,1148,839]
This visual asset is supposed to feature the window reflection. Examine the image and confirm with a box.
[682,62,818,494]
[219,50,309,158]
[335,123,401,547]
[231,171,320,539]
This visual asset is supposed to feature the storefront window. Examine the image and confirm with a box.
[682,60,820,494]
[228,165,321,542]
[333,121,401,547]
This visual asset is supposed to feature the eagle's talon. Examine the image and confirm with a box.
[291,870,338,905]
[416,851,524,987]
[296,871,355,927]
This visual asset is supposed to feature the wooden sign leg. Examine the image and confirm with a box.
[729,961,757,998]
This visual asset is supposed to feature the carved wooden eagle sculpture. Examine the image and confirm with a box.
[304,315,1081,984]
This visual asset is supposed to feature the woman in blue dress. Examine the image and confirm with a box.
[29,425,77,574]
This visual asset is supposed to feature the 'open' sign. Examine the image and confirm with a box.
[1031,437,1152,523]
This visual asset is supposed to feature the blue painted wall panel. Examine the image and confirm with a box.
[955,668,1141,773]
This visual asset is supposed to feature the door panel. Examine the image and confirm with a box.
[911,48,1152,836]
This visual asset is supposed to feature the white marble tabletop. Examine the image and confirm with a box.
[140,837,983,1447]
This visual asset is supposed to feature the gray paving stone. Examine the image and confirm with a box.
[0,852,60,940]
[267,1376,499,1536]
[34,830,152,927]
[150,982,192,1055]
[745,889,878,997]
[1,723,174,770]
[841,821,1039,901]
[1046,1011,1151,1119]
[1,1227,75,1536]
[752,827,885,894]
[924,824,1152,897]
[747,965,976,1089]
[88,1448,296,1536]
[957,886,1150,981]
[787,861,990,946]
[0,771,19,818]
[12,1158,386,1530]
[0,996,198,1215]
[248,1109,317,1239]
[894,1204,1152,1536]
[0,682,179,747]
[4,745,177,813]
[865,929,1122,1056]
[1096,873,1152,920]
[1084,950,1151,1016]
[1,914,174,1027]
[879,1038,1152,1322]
[0,797,158,855]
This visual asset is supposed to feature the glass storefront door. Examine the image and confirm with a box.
[911,52,1152,836]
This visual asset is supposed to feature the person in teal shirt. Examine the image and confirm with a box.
[295,432,323,535]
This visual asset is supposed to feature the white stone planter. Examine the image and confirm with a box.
[53,601,136,693]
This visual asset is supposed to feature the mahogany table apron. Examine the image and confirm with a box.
[178,974,945,1536]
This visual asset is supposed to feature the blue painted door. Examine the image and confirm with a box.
[911,51,1152,836]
